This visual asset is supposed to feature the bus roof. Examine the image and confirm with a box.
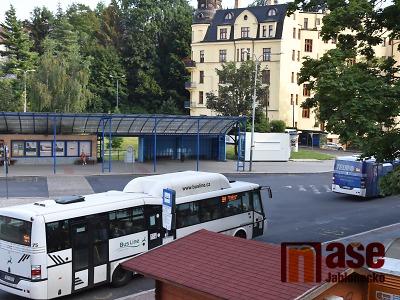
[123,171,231,198]
[0,171,258,223]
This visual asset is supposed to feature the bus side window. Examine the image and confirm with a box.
[46,220,70,252]
[241,192,252,212]
[252,191,263,214]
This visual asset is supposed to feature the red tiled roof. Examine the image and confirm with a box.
[122,230,337,300]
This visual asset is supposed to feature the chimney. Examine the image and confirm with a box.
[235,0,241,8]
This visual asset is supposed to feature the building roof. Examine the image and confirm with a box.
[122,229,337,300]
[202,4,287,42]
[0,112,245,136]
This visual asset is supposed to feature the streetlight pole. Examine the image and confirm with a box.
[17,69,36,112]
[110,75,125,109]
[245,51,262,172]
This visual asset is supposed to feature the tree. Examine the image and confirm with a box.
[121,0,192,113]
[27,7,55,55]
[206,60,267,117]
[288,0,400,193]
[207,60,268,154]
[29,10,94,113]
[0,5,37,73]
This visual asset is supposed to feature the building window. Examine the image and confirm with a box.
[241,48,250,61]
[316,18,321,26]
[199,91,204,104]
[263,48,271,61]
[297,51,300,61]
[220,28,227,40]
[200,50,204,63]
[225,12,233,20]
[303,84,311,96]
[389,39,392,46]
[262,25,267,37]
[304,39,313,52]
[292,50,295,61]
[290,94,294,105]
[382,37,386,47]
[296,94,298,105]
[298,29,301,39]
[244,15,248,20]
[199,71,204,84]
[267,8,277,16]
[293,28,296,38]
[241,27,250,38]
[297,73,300,83]
[304,18,308,29]
[302,108,310,118]
[219,50,227,62]
[331,37,337,44]
[291,72,294,83]
[262,70,270,84]
[268,25,274,37]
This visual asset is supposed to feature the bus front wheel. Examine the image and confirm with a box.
[234,230,246,239]
[111,265,132,287]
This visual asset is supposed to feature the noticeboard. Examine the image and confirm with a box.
[162,189,176,231]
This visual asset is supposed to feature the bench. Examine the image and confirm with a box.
[0,159,17,166]
[75,158,96,165]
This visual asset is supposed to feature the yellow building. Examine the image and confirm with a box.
[186,0,397,132]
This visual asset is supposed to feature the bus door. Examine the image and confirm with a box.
[252,191,265,238]
[71,215,109,292]
[146,206,163,250]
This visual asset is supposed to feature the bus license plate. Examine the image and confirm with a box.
[4,275,15,282]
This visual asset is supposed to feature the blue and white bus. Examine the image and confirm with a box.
[332,155,393,197]
[0,171,270,299]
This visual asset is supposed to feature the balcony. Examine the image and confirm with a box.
[185,82,196,90]
[183,60,196,69]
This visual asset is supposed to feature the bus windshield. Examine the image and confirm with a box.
[0,215,32,246]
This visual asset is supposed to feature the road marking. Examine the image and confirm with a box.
[298,185,306,191]
[309,185,321,194]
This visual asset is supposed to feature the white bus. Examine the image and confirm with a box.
[0,171,270,299]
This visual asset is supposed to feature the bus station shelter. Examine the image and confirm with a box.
[0,112,246,173]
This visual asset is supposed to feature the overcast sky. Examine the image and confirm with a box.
[0,0,252,24]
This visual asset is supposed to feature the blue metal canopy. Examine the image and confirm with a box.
[0,112,245,136]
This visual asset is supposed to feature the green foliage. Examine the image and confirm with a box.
[0,0,192,115]
[270,120,286,132]
[28,7,55,55]
[0,79,19,111]
[300,50,400,162]
[288,0,400,193]
[206,60,267,117]
[105,137,124,149]
[0,5,37,74]
[290,149,335,160]
[379,167,400,196]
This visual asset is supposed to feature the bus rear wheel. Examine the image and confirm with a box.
[234,230,246,239]
[111,265,132,287]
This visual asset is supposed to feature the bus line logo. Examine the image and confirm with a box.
[281,242,386,283]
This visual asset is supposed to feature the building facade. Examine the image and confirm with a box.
[186,1,398,132]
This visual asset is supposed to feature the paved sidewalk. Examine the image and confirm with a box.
[1,158,335,177]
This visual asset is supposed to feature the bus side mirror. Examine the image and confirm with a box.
[261,186,272,198]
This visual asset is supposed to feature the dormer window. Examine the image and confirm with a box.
[267,8,277,16]
[225,12,234,20]
[197,13,204,18]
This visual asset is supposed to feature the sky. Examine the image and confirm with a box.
[0,0,252,24]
